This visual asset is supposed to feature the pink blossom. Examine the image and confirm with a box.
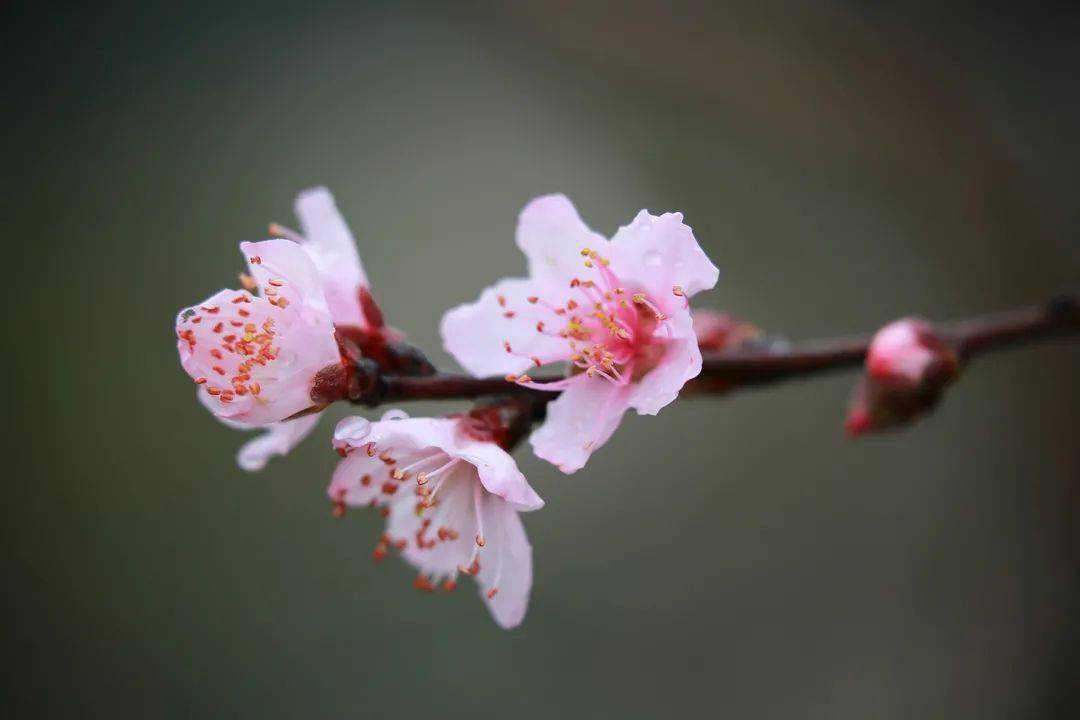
[178,188,395,470]
[440,194,719,472]
[176,238,342,426]
[845,317,959,437]
[329,412,543,629]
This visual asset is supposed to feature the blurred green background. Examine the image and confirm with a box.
[5,1,1079,717]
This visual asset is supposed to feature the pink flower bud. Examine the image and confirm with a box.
[845,317,959,437]
[865,318,956,386]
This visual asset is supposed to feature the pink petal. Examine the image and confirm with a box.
[454,437,544,511]
[516,194,609,291]
[196,388,322,470]
[627,310,702,415]
[476,494,533,629]
[441,277,568,377]
[360,416,457,455]
[333,414,542,510]
[177,279,338,426]
[529,378,633,474]
[608,210,719,308]
[240,239,332,317]
[328,450,389,507]
[391,467,478,576]
[236,414,321,472]
[868,319,937,384]
[293,187,370,328]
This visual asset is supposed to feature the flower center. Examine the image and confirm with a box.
[178,273,295,406]
[346,444,494,596]
[498,248,680,389]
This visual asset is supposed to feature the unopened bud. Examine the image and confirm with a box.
[845,318,960,437]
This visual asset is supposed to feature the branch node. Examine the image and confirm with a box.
[349,358,386,407]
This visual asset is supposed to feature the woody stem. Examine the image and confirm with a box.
[349,292,1078,407]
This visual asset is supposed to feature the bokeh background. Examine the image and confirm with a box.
[5,1,1079,717]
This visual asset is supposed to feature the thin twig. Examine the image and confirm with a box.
[349,293,1078,407]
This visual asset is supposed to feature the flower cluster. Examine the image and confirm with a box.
[176,189,719,627]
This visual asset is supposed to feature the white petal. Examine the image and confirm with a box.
[328,449,391,507]
[529,378,633,474]
[393,466,478,576]
[627,310,702,416]
[293,187,369,328]
[240,239,332,317]
[441,277,568,378]
[237,414,322,472]
[194,390,320,471]
[516,194,609,291]
[360,416,457,455]
[454,438,544,511]
[608,210,719,307]
[476,495,533,629]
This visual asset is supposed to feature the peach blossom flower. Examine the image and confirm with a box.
[441,194,719,472]
[178,188,385,470]
[176,238,341,426]
[329,412,542,629]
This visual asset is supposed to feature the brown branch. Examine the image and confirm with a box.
[348,293,1078,408]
